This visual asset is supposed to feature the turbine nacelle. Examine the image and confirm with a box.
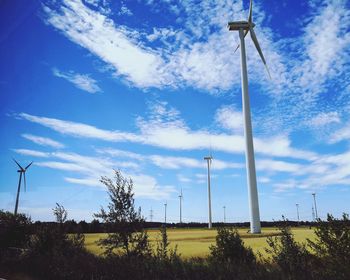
[227,21,255,31]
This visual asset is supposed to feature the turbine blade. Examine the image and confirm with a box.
[250,27,272,79]
[248,0,253,23]
[24,172,27,192]
[25,161,33,170]
[233,30,250,54]
[13,158,23,171]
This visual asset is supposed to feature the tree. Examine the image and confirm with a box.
[94,170,151,257]
[53,203,67,224]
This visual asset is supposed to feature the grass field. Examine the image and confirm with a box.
[84,227,316,258]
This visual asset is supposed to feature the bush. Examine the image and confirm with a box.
[210,227,256,266]
[0,210,31,251]
[266,222,313,279]
[308,213,350,279]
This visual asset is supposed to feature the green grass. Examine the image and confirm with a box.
[84,227,316,258]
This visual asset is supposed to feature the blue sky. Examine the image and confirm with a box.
[1,0,350,223]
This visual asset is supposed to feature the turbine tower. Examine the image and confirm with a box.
[150,207,153,222]
[312,193,318,220]
[204,155,213,229]
[164,202,167,225]
[13,159,33,215]
[228,0,270,233]
[178,188,183,224]
[223,206,226,224]
[296,203,300,225]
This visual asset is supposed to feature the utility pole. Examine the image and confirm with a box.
[312,193,318,220]
[223,206,226,224]
[204,156,213,229]
[296,203,300,225]
[164,202,167,225]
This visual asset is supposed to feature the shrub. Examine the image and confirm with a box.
[0,210,31,250]
[266,222,313,279]
[210,227,255,266]
[308,213,350,279]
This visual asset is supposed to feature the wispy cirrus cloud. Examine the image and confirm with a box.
[52,68,101,93]
[17,108,316,160]
[42,0,350,141]
[13,148,174,200]
[22,133,65,149]
[45,2,168,88]
[307,112,341,128]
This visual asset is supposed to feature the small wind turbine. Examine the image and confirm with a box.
[204,155,213,229]
[164,202,167,225]
[228,0,270,234]
[223,206,226,224]
[178,188,183,224]
[296,203,300,225]
[312,193,318,220]
[150,207,153,222]
[13,159,33,215]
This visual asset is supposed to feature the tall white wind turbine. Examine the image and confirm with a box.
[204,155,213,229]
[228,0,270,233]
[13,159,33,215]
[178,188,183,224]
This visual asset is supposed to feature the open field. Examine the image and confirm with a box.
[84,227,316,258]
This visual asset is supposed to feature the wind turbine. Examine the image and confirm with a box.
[312,193,318,220]
[228,0,270,234]
[204,155,213,229]
[164,202,167,225]
[150,207,153,222]
[223,206,226,224]
[13,159,33,215]
[178,188,183,224]
[296,203,300,225]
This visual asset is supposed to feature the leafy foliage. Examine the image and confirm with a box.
[266,222,313,279]
[308,213,350,279]
[0,210,31,250]
[53,203,67,224]
[94,170,151,257]
[210,227,255,266]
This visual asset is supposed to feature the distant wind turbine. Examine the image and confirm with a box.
[296,203,300,224]
[13,159,33,215]
[228,0,270,234]
[178,188,183,224]
[164,202,167,225]
[204,155,213,229]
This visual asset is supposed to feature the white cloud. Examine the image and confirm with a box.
[308,112,341,127]
[18,113,138,142]
[119,3,132,16]
[17,111,316,160]
[44,1,169,88]
[13,148,49,158]
[215,106,243,132]
[13,148,174,200]
[330,124,350,143]
[256,159,303,173]
[177,174,192,183]
[22,134,65,149]
[52,68,101,93]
